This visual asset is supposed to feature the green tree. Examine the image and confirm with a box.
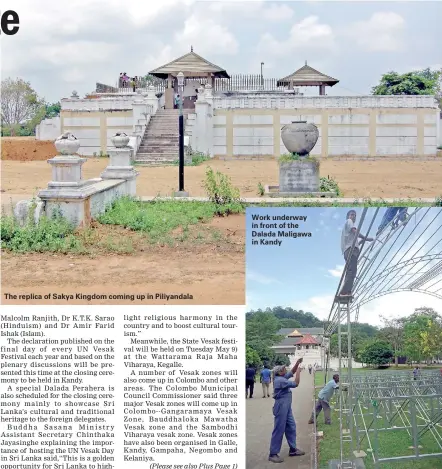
[246,311,283,368]
[403,308,442,362]
[1,78,45,134]
[246,345,262,368]
[328,330,368,360]
[246,310,281,346]
[372,69,440,96]
[246,307,324,368]
[359,340,393,367]
[45,102,61,118]
[279,318,302,329]
[378,316,406,367]
[251,306,323,327]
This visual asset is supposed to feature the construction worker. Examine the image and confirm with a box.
[268,358,305,463]
[308,374,340,425]
[377,207,408,236]
[340,210,373,297]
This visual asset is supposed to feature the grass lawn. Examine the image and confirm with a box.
[3,196,440,255]
[313,368,442,469]
[1,198,243,254]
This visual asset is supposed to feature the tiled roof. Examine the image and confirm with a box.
[278,327,324,336]
[287,329,303,337]
[150,49,229,79]
[298,334,319,345]
[277,64,339,87]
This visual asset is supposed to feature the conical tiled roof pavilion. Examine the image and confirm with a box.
[149,47,229,79]
[277,62,339,94]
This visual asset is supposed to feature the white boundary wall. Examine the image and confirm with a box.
[199,94,439,158]
[36,90,159,156]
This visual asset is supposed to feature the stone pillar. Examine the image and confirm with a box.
[132,99,147,153]
[45,133,89,189]
[145,85,159,114]
[38,133,97,226]
[193,84,214,156]
[101,133,139,196]
[319,84,325,95]
[204,83,213,106]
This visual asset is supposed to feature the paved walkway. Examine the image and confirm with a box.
[2,193,437,214]
[246,372,315,469]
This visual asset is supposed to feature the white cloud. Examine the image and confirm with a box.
[358,292,442,326]
[328,265,345,278]
[175,14,238,56]
[2,0,238,101]
[207,2,294,22]
[257,15,336,59]
[247,270,280,285]
[343,12,405,52]
[143,45,175,72]
[2,0,439,103]
[298,295,335,320]
[261,4,295,22]
[298,291,442,326]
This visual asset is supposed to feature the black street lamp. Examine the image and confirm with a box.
[176,71,187,196]
[261,62,264,88]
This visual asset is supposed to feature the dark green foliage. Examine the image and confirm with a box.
[358,340,394,367]
[372,69,440,96]
[1,212,81,253]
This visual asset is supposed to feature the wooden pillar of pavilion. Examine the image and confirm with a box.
[149,47,230,109]
[165,74,174,109]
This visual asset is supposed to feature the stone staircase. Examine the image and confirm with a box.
[135,109,192,165]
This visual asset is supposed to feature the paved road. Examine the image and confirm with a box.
[246,371,315,469]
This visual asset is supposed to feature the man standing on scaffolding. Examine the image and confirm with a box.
[339,210,373,297]
[376,207,409,236]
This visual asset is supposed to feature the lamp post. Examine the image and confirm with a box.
[176,71,186,195]
[260,62,264,88]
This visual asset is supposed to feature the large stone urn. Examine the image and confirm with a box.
[281,121,319,156]
[54,132,80,155]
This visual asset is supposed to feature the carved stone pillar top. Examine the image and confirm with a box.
[54,132,80,156]
[204,83,213,98]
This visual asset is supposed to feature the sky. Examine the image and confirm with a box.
[2,0,441,103]
[246,207,442,326]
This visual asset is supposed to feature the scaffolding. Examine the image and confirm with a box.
[317,207,442,469]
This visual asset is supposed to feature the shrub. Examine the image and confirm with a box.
[1,212,81,253]
[320,176,342,196]
[97,197,217,240]
[204,167,243,215]
[172,151,211,166]
[279,152,301,162]
[190,152,210,166]
[279,153,319,168]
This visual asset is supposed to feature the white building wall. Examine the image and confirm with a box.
[37,91,159,156]
[209,95,439,158]
[36,116,61,141]
[438,113,442,147]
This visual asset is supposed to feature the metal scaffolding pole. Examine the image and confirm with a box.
[323,207,442,468]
